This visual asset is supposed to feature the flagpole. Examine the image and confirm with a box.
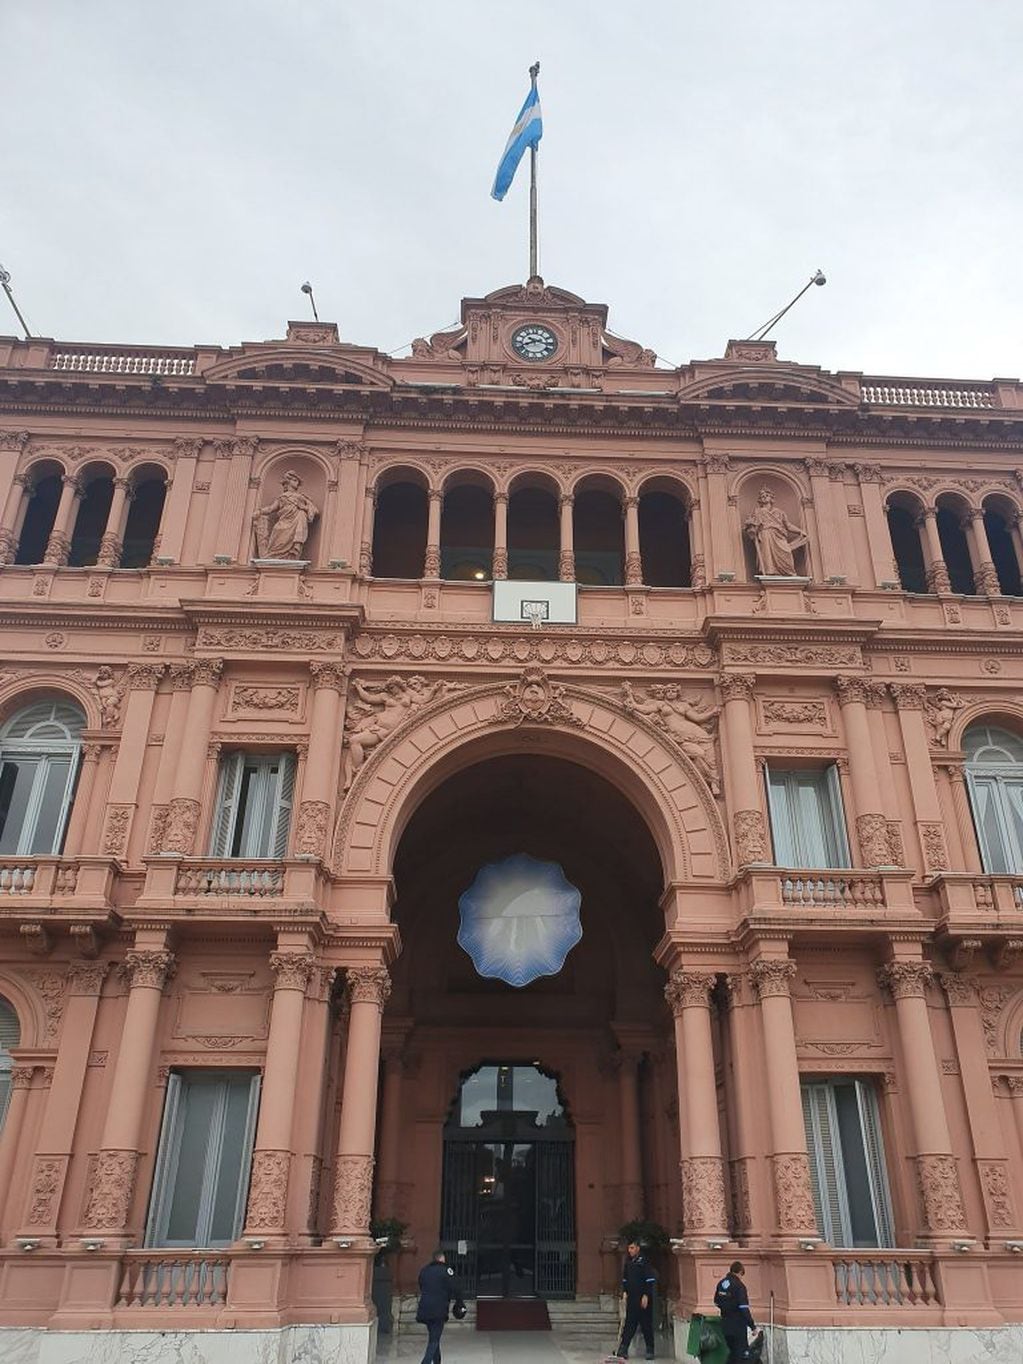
[528,60,540,279]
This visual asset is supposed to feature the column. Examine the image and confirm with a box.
[330,965,391,1235]
[492,492,508,580]
[940,973,1023,1240]
[917,508,951,593]
[665,970,729,1241]
[702,452,734,580]
[943,763,983,873]
[719,674,769,865]
[623,494,642,585]
[0,472,29,564]
[155,437,202,565]
[288,965,336,1239]
[42,474,82,566]
[889,683,949,875]
[294,663,347,860]
[96,477,133,567]
[374,1041,407,1219]
[0,1066,36,1228]
[614,1048,645,1223]
[18,963,107,1243]
[80,942,176,1241]
[62,742,103,856]
[878,959,968,1241]
[359,486,376,576]
[101,664,165,861]
[424,488,442,578]
[242,944,317,1241]
[804,457,841,580]
[162,660,223,855]
[749,957,819,1241]
[854,463,898,587]
[724,974,762,1240]
[1009,514,1023,585]
[559,493,575,581]
[216,436,258,562]
[688,496,706,589]
[864,681,904,866]
[835,677,893,866]
[146,670,193,854]
[963,508,1000,594]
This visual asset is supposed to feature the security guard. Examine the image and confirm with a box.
[415,1249,464,1364]
[713,1261,760,1363]
[613,1238,657,1360]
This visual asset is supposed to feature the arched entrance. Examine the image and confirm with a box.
[442,1063,575,1298]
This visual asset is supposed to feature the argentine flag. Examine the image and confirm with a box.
[491,83,543,202]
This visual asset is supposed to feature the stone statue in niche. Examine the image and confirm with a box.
[342,674,461,788]
[253,470,319,560]
[621,682,721,795]
[744,486,809,577]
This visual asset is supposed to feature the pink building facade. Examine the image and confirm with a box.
[0,280,1021,1362]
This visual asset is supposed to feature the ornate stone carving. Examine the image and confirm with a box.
[624,550,643,586]
[744,487,809,577]
[916,1153,967,1231]
[162,797,200,854]
[924,688,965,746]
[269,951,316,991]
[295,800,330,858]
[11,1066,36,1090]
[680,1156,729,1234]
[190,659,224,688]
[734,809,769,865]
[410,328,466,360]
[834,676,869,707]
[724,643,861,668]
[977,1160,1015,1228]
[621,682,719,794]
[26,1157,66,1226]
[343,674,461,788]
[331,1153,375,1233]
[878,960,932,999]
[245,1149,291,1228]
[770,1153,818,1231]
[65,961,108,995]
[232,684,301,712]
[730,1158,752,1232]
[42,530,72,567]
[664,969,715,1014]
[857,812,894,868]
[123,949,176,990]
[81,1149,139,1230]
[558,550,576,581]
[926,561,952,594]
[309,661,347,691]
[94,666,125,727]
[494,667,582,729]
[492,547,508,579]
[720,673,756,703]
[762,700,828,728]
[345,966,391,1009]
[0,428,30,452]
[359,540,373,576]
[888,682,927,710]
[423,545,441,578]
[939,972,978,1006]
[919,822,949,873]
[27,971,67,1041]
[690,554,707,590]
[96,532,123,567]
[103,805,132,857]
[750,959,796,1000]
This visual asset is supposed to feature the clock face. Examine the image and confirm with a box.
[511,324,558,362]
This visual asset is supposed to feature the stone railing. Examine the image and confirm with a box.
[140,856,329,912]
[860,383,997,409]
[174,860,285,898]
[0,857,119,904]
[931,871,1023,922]
[0,861,38,895]
[833,1253,940,1307]
[779,873,885,909]
[50,350,196,376]
[116,1253,229,1308]
[735,866,916,919]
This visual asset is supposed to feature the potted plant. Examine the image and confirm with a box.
[370,1217,408,1335]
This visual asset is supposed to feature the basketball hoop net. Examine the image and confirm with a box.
[522,601,546,631]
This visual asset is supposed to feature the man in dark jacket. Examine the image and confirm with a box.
[714,1261,761,1363]
[416,1249,464,1364]
[613,1239,657,1359]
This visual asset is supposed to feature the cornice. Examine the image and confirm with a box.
[180,600,363,632]
[704,615,883,648]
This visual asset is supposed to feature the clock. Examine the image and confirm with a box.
[511,324,558,362]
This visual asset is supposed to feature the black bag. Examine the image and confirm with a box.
[452,1300,467,1321]
[748,1330,765,1361]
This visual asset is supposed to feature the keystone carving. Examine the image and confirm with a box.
[495,667,582,729]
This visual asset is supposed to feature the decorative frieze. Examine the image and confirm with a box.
[349,628,716,671]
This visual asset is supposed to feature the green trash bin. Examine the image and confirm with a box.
[685,1312,728,1363]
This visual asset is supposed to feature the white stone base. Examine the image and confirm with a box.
[673,1319,1023,1364]
[0,1323,376,1364]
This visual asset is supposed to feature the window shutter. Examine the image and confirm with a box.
[270,753,296,859]
[210,754,244,857]
[0,999,19,1050]
[824,765,852,868]
[766,768,792,865]
[145,1072,183,1246]
[234,1074,261,1238]
[801,1086,825,1237]
[52,746,82,856]
[855,1081,895,1247]
[802,1083,849,1244]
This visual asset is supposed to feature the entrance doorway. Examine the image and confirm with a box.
[441,1064,575,1298]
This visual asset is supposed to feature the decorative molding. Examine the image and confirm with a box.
[915,1153,967,1232]
[330,1153,374,1234]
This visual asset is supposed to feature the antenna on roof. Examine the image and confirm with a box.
[746,270,826,342]
[300,281,320,323]
[0,263,32,339]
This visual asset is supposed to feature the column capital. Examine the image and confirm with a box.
[719,673,756,703]
[309,660,348,691]
[938,971,979,1006]
[914,507,937,526]
[559,492,574,508]
[702,452,732,474]
[61,473,83,495]
[428,488,443,504]
[803,456,830,478]
[190,659,224,688]
[749,958,796,1000]
[65,961,109,996]
[664,968,716,1015]
[122,949,176,990]
[126,663,166,691]
[888,681,927,710]
[623,495,639,511]
[269,951,317,991]
[113,475,133,493]
[878,959,932,999]
[863,680,889,709]
[10,1065,36,1090]
[834,675,869,706]
[173,436,206,459]
[853,462,883,484]
[345,964,392,1009]
[0,429,31,453]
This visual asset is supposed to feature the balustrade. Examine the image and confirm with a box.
[833,1253,940,1308]
[116,1253,229,1308]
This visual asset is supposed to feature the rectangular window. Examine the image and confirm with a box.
[209,752,295,859]
[966,773,1023,874]
[0,754,78,856]
[801,1078,894,1248]
[766,765,850,869]
[145,1071,260,1248]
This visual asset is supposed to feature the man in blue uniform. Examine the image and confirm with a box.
[714,1261,761,1363]
[415,1249,464,1364]
[613,1239,657,1359]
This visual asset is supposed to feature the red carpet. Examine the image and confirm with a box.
[475,1298,551,1331]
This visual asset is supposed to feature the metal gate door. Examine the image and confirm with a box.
[534,1140,575,1297]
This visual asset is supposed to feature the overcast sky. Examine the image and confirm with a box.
[4,3,1021,381]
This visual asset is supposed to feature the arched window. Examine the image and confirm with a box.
[0,997,20,1129]
[639,488,691,587]
[440,483,494,581]
[69,474,114,567]
[372,481,428,578]
[573,488,624,586]
[15,473,61,566]
[121,476,167,568]
[965,724,1023,873]
[983,509,1022,597]
[508,486,559,581]
[0,700,85,856]
[936,507,975,594]
[886,503,927,593]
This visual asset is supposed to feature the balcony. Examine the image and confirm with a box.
[734,865,918,930]
[0,856,119,911]
[139,857,330,917]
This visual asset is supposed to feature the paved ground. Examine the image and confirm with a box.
[377,1327,673,1362]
